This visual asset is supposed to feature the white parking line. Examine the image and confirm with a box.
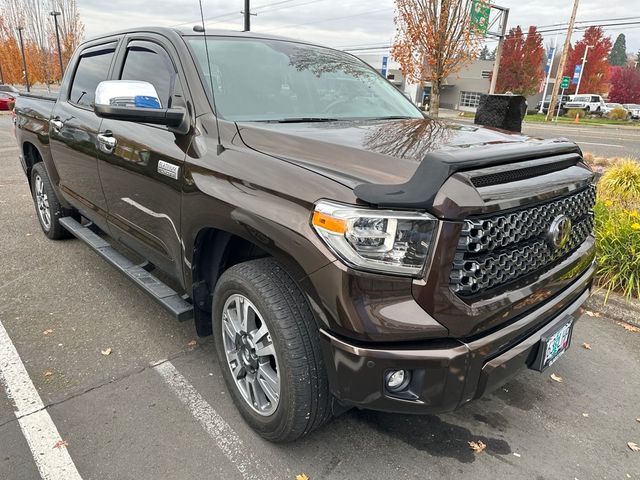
[0,320,83,480]
[154,361,274,480]
[578,142,624,148]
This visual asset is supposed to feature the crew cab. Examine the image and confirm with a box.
[14,27,596,442]
[564,94,605,114]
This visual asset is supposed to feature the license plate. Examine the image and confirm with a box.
[532,319,574,371]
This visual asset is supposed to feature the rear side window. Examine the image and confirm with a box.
[120,41,178,108]
[69,47,115,107]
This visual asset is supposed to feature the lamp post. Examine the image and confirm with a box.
[574,44,592,96]
[16,26,30,92]
[50,11,64,79]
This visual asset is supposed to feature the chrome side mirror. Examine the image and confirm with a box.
[94,80,189,134]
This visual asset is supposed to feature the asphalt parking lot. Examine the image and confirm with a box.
[1,113,639,480]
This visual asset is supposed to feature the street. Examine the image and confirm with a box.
[1,113,639,480]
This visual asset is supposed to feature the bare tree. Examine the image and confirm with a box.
[392,0,483,117]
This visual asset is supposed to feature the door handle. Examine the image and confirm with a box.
[97,132,117,152]
[51,118,63,132]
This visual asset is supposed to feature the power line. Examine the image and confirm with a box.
[260,7,392,32]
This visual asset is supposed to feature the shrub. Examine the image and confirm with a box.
[594,160,640,300]
[608,107,629,120]
[566,108,586,118]
[597,159,640,208]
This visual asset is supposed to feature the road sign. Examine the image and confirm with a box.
[470,0,491,36]
[572,64,581,85]
[561,76,570,89]
[381,56,388,78]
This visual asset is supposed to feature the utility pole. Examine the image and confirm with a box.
[545,0,580,122]
[574,44,591,95]
[488,6,509,94]
[0,63,4,84]
[16,26,30,93]
[243,0,251,31]
[50,11,65,79]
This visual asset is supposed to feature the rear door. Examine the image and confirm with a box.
[49,40,119,228]
[97,34,192,281]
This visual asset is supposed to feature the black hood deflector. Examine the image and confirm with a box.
[353,140,582,210]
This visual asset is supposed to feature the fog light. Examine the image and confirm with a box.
[385,369,410,392]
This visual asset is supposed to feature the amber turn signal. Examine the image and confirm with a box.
[312,211,348,234]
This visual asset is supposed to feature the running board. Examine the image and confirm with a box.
[59,217,194,322]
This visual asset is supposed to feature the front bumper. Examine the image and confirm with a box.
[320,260,595,414]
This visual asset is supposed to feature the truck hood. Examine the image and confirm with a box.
[235,118,581,209]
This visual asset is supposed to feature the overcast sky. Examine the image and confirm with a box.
[78,0,640,56]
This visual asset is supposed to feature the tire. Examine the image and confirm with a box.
[212,258,332,442]
[30,163,71,240]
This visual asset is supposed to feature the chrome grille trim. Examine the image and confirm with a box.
[450,185,596,295]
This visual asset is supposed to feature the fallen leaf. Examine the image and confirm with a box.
[636,417,640,423]
[43,329,54,336]
[582,413,589,417]
[52,439,68,449]
[100,347,112,356]
[43,370,54,378]
[550,373,563,383]
[295,474,309,480]
[468,440,486,453]
[584,310,596,317]
[582,342,591,350]
[618,322,640,333]
[187,340,197,347]
[628,442,640,452]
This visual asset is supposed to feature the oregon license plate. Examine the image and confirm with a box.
[532,319,574,372]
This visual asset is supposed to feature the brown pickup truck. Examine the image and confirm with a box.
[15,27,596,442]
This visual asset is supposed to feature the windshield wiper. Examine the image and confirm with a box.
[264,117,341,123]
[366,115,421,120]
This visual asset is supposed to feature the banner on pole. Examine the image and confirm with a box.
[470,0,491,36]
[572,64,582,85]
[544,48,555,74]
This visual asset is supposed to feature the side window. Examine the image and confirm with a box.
[69,47,115,107]
[120,42,178,108]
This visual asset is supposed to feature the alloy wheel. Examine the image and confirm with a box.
[221,294,280,416]
[34,174,51,231]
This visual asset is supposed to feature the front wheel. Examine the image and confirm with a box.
[212,258,332,442]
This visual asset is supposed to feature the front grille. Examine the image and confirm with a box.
[470,158,578,188]
[450,186,596,295]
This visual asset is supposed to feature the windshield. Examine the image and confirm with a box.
[186,36,422,122]
[573,96,590,102]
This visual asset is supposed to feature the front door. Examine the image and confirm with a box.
[49,40,118,228]
[97,36,192,282]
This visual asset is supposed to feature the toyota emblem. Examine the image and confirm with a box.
[547,215,572,249]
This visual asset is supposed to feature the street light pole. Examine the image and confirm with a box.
[16,26,30,93]
[574,44,592,96]
[50,11,65,79]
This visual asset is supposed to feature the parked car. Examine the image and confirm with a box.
[0,84,20,95]
[564,94,605,114]
[535,94,571,114]
[14,27,596,442]
[623,104,640,119]
[0,91,15,110]
[601,103,627,117]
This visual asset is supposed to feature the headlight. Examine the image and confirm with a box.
[311,200,437,277]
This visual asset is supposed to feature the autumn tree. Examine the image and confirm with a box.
[495,25,544,96]
[392,0,483,117]
[608,33,627,67]
[563,26,612,94]
[0,0,84,85]
[608,66,640,104]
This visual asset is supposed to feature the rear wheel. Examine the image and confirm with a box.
[30,163,71,240]
[212,258,332,442]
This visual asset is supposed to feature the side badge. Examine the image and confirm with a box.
[157,160,180,180]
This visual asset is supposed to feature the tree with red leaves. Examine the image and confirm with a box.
[608,66,640,104]
[495,26,545,96]
[563,26,612,95]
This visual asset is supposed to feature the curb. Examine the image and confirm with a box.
[584,290,640,328]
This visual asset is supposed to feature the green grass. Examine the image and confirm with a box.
[524,113,640,127]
